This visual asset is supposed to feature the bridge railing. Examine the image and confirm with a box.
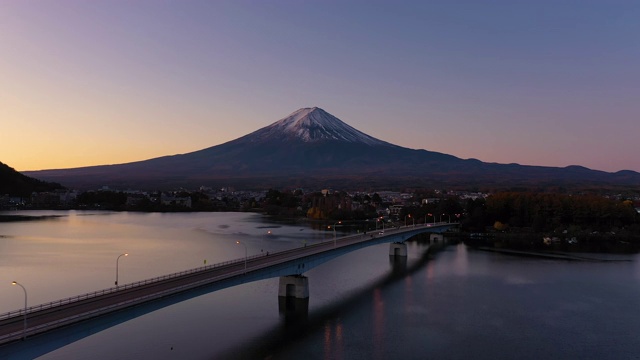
[0,266,248,345]
[0,251,269,321]
[0,237,333,321]
[0,223,456,322]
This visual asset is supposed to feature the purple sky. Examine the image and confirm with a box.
[2,0,639,172]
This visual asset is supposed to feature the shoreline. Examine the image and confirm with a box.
[473,246,633,262]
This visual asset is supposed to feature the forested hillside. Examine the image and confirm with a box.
[0,161,64,196]
[472,192,638,232]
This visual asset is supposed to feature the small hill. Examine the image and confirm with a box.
[0,161,65,196]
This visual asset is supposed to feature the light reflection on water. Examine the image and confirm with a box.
[1,211,640,359]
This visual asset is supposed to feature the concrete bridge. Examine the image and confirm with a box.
[0,223,456,357]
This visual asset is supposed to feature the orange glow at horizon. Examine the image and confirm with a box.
[2,2,639,174]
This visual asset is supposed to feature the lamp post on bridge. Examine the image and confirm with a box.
[236,241,247,273]
[11,281,27,340]
[331,221,342,247]
[403,214,415,227]
[442,213,450,223]
[376,217,384,231]
[115,253,128,287]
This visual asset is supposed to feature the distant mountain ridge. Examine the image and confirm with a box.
[23,107,640,190]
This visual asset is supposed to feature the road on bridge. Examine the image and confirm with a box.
[0,223,451,345]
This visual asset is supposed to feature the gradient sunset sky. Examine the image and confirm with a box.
[2,1,639,173]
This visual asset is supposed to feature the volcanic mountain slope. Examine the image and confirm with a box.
[24,107,640,190]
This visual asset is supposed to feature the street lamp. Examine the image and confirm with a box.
[427,213,433,225]
[115,253,128,287]
[442,213,450,223]
[404,214,414,227]
[331,221,342,247]
[11,281,27,340]
[236,241,247,273]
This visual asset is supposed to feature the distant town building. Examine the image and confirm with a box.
[388,204,404,216]
[160,193,192,208]
[31,192,61,207]
[422,198,441,205]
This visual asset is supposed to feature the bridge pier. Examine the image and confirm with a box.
[278,296,309,322]
[389,242,407,257]
[389,253,408,272]
[430,234,441,243]
[278,275,309,299]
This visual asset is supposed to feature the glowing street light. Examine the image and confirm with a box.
[236,241,247,273]
[115,253,128,287]
[11,281,27,340]
[443,213,450,223]
[331,221,342,247]
[404,214,415,227]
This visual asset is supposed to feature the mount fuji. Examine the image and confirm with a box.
[244,107,392,146]
[24,107,640,190]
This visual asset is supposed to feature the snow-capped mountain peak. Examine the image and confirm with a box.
[248,107,392,146]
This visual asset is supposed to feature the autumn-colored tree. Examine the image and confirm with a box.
[494,221,508,231]
[484,192,638,232]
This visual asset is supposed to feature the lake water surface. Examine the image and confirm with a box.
[2,211,640,359]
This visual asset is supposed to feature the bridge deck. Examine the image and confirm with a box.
[0,223,455,345]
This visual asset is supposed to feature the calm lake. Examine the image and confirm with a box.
[2,210,640,359]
